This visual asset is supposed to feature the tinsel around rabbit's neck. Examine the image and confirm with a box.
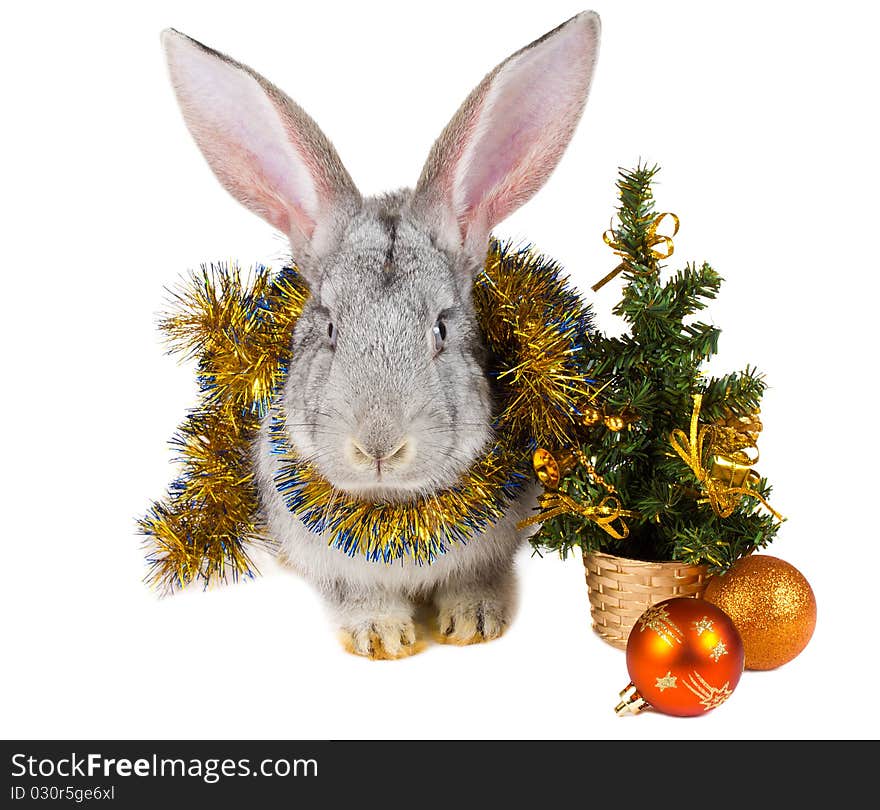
[139,241,594,591]
[268,402,531,565]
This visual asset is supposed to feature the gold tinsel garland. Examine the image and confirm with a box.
[140,242,594,591]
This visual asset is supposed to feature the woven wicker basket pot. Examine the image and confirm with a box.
[582,550,710,649]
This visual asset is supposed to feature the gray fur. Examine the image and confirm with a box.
[162,12,601,657]
[281,192,492,501]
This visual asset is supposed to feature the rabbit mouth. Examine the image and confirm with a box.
[310,435,471,503]
[323,436,425,499]
[346,436,415,474]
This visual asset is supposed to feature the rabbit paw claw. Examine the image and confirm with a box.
[436,600,507,645]
[340,619,421,660]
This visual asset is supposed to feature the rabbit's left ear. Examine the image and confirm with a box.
[161,29,361,271]
[412,11,600,262]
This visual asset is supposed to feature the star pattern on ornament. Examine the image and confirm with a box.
[709,640,728,662]
[637,605,684,647]
[655,672,678,692]
[693,617,714,636]
[683,671,733,712]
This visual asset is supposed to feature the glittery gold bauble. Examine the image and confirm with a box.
[582,406,603,426]
[604,414,626,431]
[703,555,816,670]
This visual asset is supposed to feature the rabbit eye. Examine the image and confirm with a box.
[432,319,447,354]
[327,322,337,349]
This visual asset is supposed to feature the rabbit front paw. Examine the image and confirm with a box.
[339,618,421,660]
[436,596,509,645]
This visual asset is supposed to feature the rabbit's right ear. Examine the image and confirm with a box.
[412,12,600,265]
[161,29,360,272]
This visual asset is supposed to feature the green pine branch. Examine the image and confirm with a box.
[699,367,766,421]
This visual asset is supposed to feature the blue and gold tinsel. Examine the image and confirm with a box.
[139,241,593,591]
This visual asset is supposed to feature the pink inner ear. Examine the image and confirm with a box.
[453,18,597,236]
[166,33,321,240]
[205,133,294,235]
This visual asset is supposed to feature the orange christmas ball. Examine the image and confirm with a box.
[703,555,816,670]
[616,597,744,717]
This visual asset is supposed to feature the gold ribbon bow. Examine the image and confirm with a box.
[517,490,637,539]
[517,447,639,539]
[592,212,680,292]
[669,394,783,521]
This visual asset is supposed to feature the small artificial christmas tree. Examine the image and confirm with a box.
[529,164,782,571]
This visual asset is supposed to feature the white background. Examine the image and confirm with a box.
[2,0,877,740]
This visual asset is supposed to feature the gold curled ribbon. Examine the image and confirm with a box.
[669,394,783,521]
[517,492,637,540]
[592,212,680,292]
[518,447,639,539]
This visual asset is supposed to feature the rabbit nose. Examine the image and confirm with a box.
[348,437,413,471]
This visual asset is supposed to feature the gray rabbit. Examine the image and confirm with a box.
[162,11,601,658]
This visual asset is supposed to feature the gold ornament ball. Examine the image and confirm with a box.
[582,406,603,426]
[604,414,626,431]
[703,555,816,670]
